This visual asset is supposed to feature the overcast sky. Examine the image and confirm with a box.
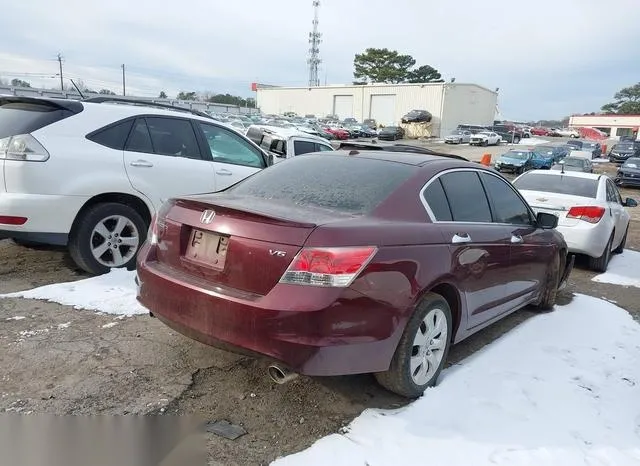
[1,0,639,120]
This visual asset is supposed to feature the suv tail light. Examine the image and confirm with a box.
[0,134,50,162]
[280,246,377,287]
[566,206,605,223]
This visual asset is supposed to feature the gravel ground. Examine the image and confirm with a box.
[1,152,639,465]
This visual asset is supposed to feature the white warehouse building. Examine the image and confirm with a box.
[256,82,498,137]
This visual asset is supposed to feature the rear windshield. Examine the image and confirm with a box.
[513,173,598,198]
[228,155,415,215]
[0,101,81,138]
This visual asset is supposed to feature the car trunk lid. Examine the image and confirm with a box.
[154,194,354,296]
[520,190,600,227]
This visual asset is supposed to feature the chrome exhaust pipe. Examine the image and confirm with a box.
[267,364,298,384]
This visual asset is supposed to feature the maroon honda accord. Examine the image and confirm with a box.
[136,151,573,398]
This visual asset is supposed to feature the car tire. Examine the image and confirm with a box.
[588,232,613,273]
[613,227,628,254]
[375,292,453,398]
[69,202,148,275]
[514,136,521,144]
[524,133,530,138]
[534,253,559,311]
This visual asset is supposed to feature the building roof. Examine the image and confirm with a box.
[256,82,498,95]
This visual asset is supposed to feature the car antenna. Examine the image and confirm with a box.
[561,160,565,174]
[69,79,85,99]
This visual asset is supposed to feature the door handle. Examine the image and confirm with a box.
[451,233,471,244]
[511,235,523,244]
[130,160,153,167]
[215,169,232,176]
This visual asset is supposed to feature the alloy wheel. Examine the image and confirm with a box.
[410,308,448,385]
[90,215,140,267]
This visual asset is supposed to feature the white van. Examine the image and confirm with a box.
[245,125,334,163]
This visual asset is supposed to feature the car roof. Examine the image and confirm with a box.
[520,169,602,181]
[248,124,327,141]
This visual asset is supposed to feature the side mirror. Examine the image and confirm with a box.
[623,197,638,207]
[536,212,558,230]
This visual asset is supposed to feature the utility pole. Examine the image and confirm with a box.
[121,64,126,96]
[57,53,64,90]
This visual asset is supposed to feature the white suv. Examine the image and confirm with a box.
[245,125,334,162]
[0,96,270,274]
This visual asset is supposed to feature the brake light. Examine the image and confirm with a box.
[0,134,50,162]
[280,246,377,287]
[0,216,27,225]
[566,206,605,223]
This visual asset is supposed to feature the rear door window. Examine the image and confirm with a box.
[439,171,492,222]
[316,143,334,152]
[513,173,598,198]
[125,118,154,154]
[145,117,202,159]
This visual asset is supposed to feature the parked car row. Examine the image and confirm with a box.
[2,95,636,401]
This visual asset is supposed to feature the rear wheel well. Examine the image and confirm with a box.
[429,283,462,342]
[71,193,152,235]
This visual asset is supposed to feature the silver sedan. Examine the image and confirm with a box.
[444,130,471,144]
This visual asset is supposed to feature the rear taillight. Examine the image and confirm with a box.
[0,216,27,225]
[280,246,377,287]
[0,134,50,162]
[566,206,605,223]
[147,200,174,245]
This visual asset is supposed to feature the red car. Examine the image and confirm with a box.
[323,126,349,140]
[531,127,551,136]
[136,151,573,398]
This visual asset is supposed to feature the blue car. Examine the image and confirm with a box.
[494,149,553,174]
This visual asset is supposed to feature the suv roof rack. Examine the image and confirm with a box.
[82,96,213,120]
[337,142,469,161]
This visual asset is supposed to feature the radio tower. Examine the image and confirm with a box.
[307,1,322,87]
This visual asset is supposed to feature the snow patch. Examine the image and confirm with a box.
[57,322,71,329]
[516,137,549,146]
[6,316,26,321]
[102,322,118,329]
[273,294,640,466]
[592,249,640,289]
[0,269,146,316]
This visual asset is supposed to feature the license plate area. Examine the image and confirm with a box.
[184,229,229,270]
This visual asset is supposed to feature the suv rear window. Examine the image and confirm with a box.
[0,100,82,138]
[228,155,415,215]
[86,119,134,150]
[513,173,598,198]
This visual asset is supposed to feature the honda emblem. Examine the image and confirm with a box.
[200,210,216,224]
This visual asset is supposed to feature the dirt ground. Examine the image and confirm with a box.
[1,155,639,466]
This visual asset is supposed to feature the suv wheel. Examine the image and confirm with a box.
[375,292,452,398]
[69,202,147,275]
[514,136,521,144]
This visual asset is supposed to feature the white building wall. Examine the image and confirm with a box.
[569,115,640,139]
[256,83,496,137]
[440,84,498,137]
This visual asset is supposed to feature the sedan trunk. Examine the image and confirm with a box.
[153,195,349,296]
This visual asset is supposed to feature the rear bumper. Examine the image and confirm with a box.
[616,175,640,187]
[0,192,87,243]
[556,222,610,258]
[136,244,404,376]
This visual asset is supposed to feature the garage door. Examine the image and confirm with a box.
[333,95,354,120]
[370,94,396,126]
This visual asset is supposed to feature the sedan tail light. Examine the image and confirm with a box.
[566,206,605,223]
[279,246,377,287]
[0,134,50,162]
